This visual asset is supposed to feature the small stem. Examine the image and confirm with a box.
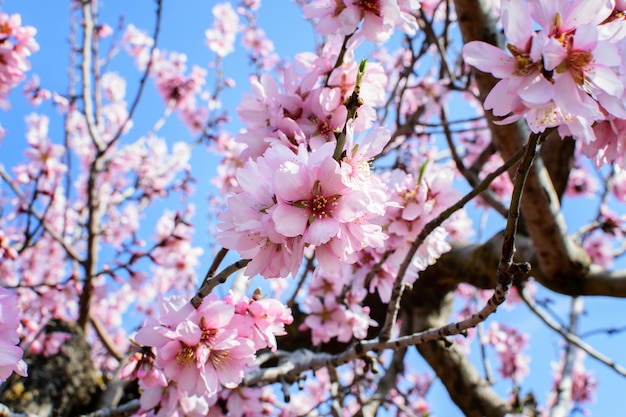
[190,258,251,308]
[333,59,366,161]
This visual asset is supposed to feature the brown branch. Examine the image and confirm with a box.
[190,258,251,308]
[520,289,626,378]
[80,1,105,151]
[440,105,508,217]
[89,315,124,362]
[105,0,163,151]
[78,400,139,417]
[0,166,83,264]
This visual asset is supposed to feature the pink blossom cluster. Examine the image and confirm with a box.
[205,3,240,58]
[301,266,376,345]
[487,321,530,382]
[0,13,39,109]
[463,0,626,149]
[128,293,291,415]
[133,210,204,315]
[14,114,66,195]
[217,37,402,279]
[0,287,27,382]
[302,0,420,43]
[218,137,388,278]
[123,26,208,132]
[349,160,466,303]
[23,75,51,106]
[233,34,386,161]
[241,27,279,71]
[389,370,433,417]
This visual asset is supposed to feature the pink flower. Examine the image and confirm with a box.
[0,287,28,382]
[302,0,418,43]
[272,142,386,273]
[242,27,279,70]
[463,0,625,142]
[134,296,255,398]
[205,3,240,57]
[0,13,38,109]
[218,144,305,278]
[302,294,349,345]
[487,322,530,382]
[123,24,154,70]
[565,165,599,197]
[585,117,626,168]
[582,231,614,268]
[227,294,293,351]
[101,72,127,102]
[548,349,597,411]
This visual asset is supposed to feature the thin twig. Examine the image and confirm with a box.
[440,105,508,217]
[105,0,163,151]
[550,297,583,417]
[0,165,83,263]
[190,258,251,308]
[520,289,626,378]
[78,399,140,417]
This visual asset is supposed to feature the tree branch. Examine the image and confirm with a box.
[520,289,626,378]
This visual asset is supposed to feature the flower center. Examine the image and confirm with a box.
[210,349,230,370]
[175,343,196,366]
[293,180,341,223]
[507,44,539,76]
[557,49,593,86]
[354,0,381,17]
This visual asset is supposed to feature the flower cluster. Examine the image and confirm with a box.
[130,294,292,415]
[0,13,39,109]
[463,0,626,148]
[301,265,376,345]
[233,34,387,161]
[487,321,530,382]
[123,26,209,132]
[302,0,420,43]
[547,349,597,413]
[205,2,240,58]
[218,132,389,278]
[350,158,466,302]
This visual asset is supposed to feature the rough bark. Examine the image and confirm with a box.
[0,321,102,417]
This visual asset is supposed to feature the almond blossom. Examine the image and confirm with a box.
[134,296,255,399]
[0,287,27,382]
[205,2,240,58]
[0,12,39,109]
[462,0,626,143]
[487,321,530,383]
[302,0,419,43]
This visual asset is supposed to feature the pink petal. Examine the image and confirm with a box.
[306,218,339,245]
[272,203,308,237]
[502,0,533,47]
[462,42,516,78]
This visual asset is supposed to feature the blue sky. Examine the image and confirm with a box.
[1,1,625,416]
